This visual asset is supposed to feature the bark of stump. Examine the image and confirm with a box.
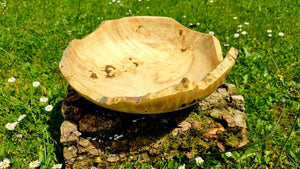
[60,83,247,169]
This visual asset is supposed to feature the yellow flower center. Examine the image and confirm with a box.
[55,164,60,168]
[2,162,8,166]
[32,162,37,166]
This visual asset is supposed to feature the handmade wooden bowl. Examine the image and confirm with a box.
[59,16,238,114]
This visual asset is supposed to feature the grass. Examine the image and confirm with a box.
[0,0,299,168]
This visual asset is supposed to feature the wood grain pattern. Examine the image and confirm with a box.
[59,16,238,114]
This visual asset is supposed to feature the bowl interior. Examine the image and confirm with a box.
[64,17,222,98]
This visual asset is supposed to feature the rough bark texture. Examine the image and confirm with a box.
[60,83,247,168]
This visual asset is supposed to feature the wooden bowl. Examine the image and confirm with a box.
[59,16,238,114]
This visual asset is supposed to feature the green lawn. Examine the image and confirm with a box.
[0,0,299,168]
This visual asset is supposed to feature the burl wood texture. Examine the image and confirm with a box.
[59,16,238,114]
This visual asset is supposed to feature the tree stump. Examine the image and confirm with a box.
[60,83,247,169]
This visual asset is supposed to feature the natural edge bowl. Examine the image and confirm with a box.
[59,16,238,114]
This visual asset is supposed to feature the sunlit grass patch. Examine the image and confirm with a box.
[0,0,299,168]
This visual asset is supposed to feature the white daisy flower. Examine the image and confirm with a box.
[18,114,26,121]
[52,163,62,169]
[178,165,185,169]
[195,156,204,165]
[244,22,249,25]
[233,16,237,20]
[29,160,40,168]
[182,15,186,18]
[0,158,10,168]
[209,31,215,35]
[268,34,272,37]
[8,77,16,83]
[45,105,53,111]
[267,29,272,33]
[278,32,284,36]
[196,22,200,25]
[146,6,149,9]
[225,152,232,157]
[12,121,19,127]
[209,0,213,3]
[117,0,121,3]
[223,44,230,47]
[241,31,247,35]
[108,2,112,4]
[40,96,49,103]
[234,33,240,38]
[32,81,40,87]
[5,123,15,131]
[238,24,243,28]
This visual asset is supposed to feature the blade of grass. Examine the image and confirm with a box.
[274,111,300,168]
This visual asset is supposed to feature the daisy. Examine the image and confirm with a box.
[8,77,16,83]
[178,165,185,169]
[40,96,48,103]
[244,22,249,25]
[195,156,204,165]
[12,121,19,127]
[234,33,240,38]
[209,31,215,35]
[45,105,53,111]
[5,122,15,130]
[209,0,213,3]
[0,158,10,168]
[278,32,284,36]
[267,29,272,33]
[196,22,200,25]
[18,114,26,121]
[225,152,232,157]
[52,163,62,169]
[32,81,40,87]
[238,24,243,28]
[241,31,247,35]
[223,44,230,47]
[29,160,40,168]
[233,16,237,20]
[268,34,272,37]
